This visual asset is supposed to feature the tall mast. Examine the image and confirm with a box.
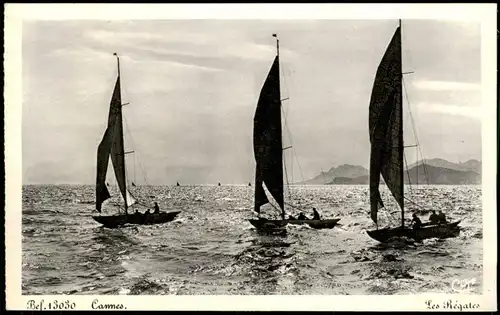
[114,52,121,77]
[113,53,128,214]
[273,33,279,57]
[272,33,285,219]
[399,20,405,227]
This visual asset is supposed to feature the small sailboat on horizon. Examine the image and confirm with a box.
[92,53,181,228]
[247,34,341,233]
[365,21,461,243]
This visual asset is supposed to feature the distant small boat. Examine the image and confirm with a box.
[365,21,460,243]
[248,182,251,187]
[92,53,181,228]
[176,181,180,186]
[247,34,340,233]
[218,182,221,186]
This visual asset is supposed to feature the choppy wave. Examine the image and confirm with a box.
[22,184,482,295]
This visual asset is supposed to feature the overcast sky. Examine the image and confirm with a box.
[22,19,482,185]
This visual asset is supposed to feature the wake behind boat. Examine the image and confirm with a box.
[248,34,340,233]
[92,53,181,228]
[365,21,461,242]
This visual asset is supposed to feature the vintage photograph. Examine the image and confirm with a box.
[5,3,497,312]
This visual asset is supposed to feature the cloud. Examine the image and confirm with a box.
[417,102,482,119]
[85,27,295,63]
[85,29,167,43]
[20,20,483,184]
[413,80,481,91]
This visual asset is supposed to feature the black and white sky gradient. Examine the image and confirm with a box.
[21,18,483,185]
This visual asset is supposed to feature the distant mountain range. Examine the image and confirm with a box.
[407,158,481,175]
[298,158,481,185]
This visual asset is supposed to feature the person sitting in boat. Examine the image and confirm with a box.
[428,210,439,225]
[297,212,309,220]
[288,215,297,220]
[437,210,448,224]
[312,208,321,220]
[145,209,151,215]
[411,213,422,230]
[153,202,160,214]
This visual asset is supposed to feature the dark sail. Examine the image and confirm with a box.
[107,77,129,209]
[368,27,403,225]
[95,75,134,212]
[96,128,112,212]
[253,55,284,215]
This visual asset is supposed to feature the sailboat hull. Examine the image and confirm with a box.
[92,211,181,228]
[366,220,461,243]
[288,218,341,229]
[248,218,341,230]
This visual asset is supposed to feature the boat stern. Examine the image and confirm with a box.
[366,229,389,243]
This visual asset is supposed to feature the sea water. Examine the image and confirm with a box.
[21,184,483,295]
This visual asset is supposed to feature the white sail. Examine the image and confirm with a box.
[126,189,137,207]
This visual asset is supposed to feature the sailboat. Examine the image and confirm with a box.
[366,21,461,243]
[92,53,181,228]
[247,34,341,232]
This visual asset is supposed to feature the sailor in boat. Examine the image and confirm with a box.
[297,212,309,220]
[411,213,423,230]
[312,208,321,220]
[288,214,297,220]
[428,210,440,225]
[437,210,448,224]
[153,202,160,214]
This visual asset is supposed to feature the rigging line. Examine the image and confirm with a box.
[283,153,292,201]
[403,196,429,211]
[281,107,292,190]
[278,58,306,185]
[280,101,306,185]
[122,114,149,186]
[246,193,310,216]
[279,56,303,188]
[118,61,148,188]
[279,58,291,119]
[280,100,293,199]
[402,77,430,185]
[294,149,306,183]
[122,117,144,184]
[403,151,413,196]
[380,207,399,225]
[283,200,313,212]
